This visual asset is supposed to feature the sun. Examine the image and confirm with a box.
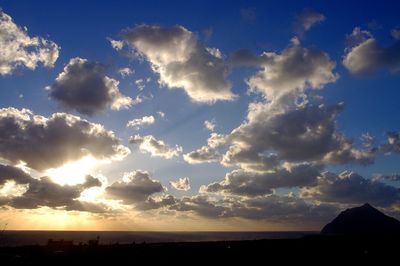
[45,156,106,186]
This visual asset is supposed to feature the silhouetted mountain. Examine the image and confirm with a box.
[321,203,400,235]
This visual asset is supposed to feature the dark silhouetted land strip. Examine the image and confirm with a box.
[0,235,398,264]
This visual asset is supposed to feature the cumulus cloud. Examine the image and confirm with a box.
[0,164,32,186]
[108,38,124,51]
[129,134,182,159]
[0,164,105,212]
[220,101,374,171]
[381,131,400,154]
[301,171,400,207]
[126,115,155,129]
[343,27,400,74]
[118,67,134,77]
[169,177,190,191]
[120,24,235,103]
[105,170,164,204]
[294,9,326,36]
[143,193,336,223]
[183,146,220,164]
[49,57,132,115]
[10,175,102,210]
[202,163,321,196]
[0,107,130,171]
[232,40,339,100]
[0,9,59,75]
[204,119,216,131]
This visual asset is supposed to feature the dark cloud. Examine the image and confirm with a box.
[301,171,400,207]
[183,146,220,164]
[0,164,32,185]
[202,163,322,196]
[105,170,164,204]
[0,164,104,212]
[49,57,132,115]
[343,27,400,74]
[120,24,235,103]
[381,131,400,154]
[0,10,59,75]
[0,108,130,171]
[10,175,101,209]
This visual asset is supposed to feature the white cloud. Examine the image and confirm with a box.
[49,57,133,115]
[120,24,236,103]
[126,115,155,129]
[204,119,216,131]
[294,9,325,36]
[170,177,190,191]
[108,38,124,51]
[343,27,400,74]
[129,134,182,159]
[118,67,134,77]
[0,9,59,75]
[157,111,165,118]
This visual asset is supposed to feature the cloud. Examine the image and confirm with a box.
[144,193,336,223]
[10,175,101,209]
[343,27,400,74]
[294,9,325,36]
[157,111,165,118]
[0,164,32,186]
[391,28,400,40]
[204,119,216,131]
[170,177,190,191]
[381,131,400,154]
[120,24,235,103]
[118,67,134,77]
[108,38,124,51]
[183,146,220,164]
[0,9,59,75]
[232,39,339,100]
[301,171,400,207]
[126,115,155,129]
[129,134,182,159]
[105,170,164,204]
[0,165,105,212]
[49,57,132,115]
[0,107,130,171]
[220,101,374,171]
[202,163,321,196]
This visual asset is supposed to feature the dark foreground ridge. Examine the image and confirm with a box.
[321,203,400,235]
[0,236,398,264]
[1,204,399,264]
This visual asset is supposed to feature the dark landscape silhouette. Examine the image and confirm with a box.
[0,203,399,264]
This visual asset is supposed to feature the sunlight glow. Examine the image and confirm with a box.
[45,156,107,186]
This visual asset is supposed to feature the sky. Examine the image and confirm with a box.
[1,0,400,231]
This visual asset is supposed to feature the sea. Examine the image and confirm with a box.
[0,231,317,246]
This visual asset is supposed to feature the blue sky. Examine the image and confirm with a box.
[1,0,400,230]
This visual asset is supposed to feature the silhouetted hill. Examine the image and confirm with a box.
[321,203,400,235]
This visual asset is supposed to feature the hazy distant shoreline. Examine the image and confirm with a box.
[0,231,316,247]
